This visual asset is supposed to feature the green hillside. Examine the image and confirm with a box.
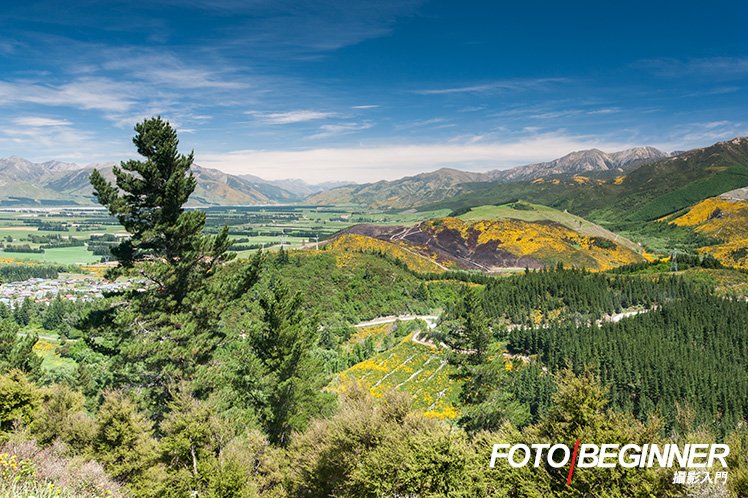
[426,137,748,223]
[334,335,460,419]
[455,201,642,253]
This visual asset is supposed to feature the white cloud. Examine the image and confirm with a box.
[659,121,748,150]
[588,107,621,115]
[102,52,248,90]
[249,110,338,124]
[12,116,72,127]
[415,78,569,95]
[197,134,630,183]
[308,122,373,139]
[0,78,135,113]
[395,118,448,130]
[637,57,748,78]
[351,104,380,109]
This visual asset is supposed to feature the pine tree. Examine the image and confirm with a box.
[446,288,490,365]
[0,319,41,376]
[94,391,159,484]
[90,116,233,306]
[218,281,333,445]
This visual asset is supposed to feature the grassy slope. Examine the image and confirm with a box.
[324,233,448,273]
[333,336,460,419]
[426,138,748,224]
[457,201,642,253]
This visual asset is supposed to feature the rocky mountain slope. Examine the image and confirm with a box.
[486,146,667,183]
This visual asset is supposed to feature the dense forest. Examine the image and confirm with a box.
[508,290,748,434]
[0,119,746,497]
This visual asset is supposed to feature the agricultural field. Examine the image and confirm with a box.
[0,206,448,265]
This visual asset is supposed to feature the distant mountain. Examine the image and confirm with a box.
[486,146,668,183]
[0,157,344,206]
[427,136,748,222]
[239,175,354,198]
[308,146,667,208]
[308,168,486,208]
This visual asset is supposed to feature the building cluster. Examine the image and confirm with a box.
[0,276,130,308]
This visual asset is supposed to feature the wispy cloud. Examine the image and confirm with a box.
[12,116,72,127]
[249,110,338,125]
[415,78,569,95]
[308,122,373,139]
[395,118,449,130]
[662,120,748,149]
[101,52,248,90]
[351,104,380,109]
[636,57,748,78]
[0,116,117,162]
[588,107,621,115]
[0,78,136,113]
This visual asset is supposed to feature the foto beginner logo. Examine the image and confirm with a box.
[490,442,730,486]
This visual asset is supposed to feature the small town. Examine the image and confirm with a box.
[0,275,131,308]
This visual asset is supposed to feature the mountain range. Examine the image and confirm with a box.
[3,138,748,215]
[0,157,350,206]
[428,136,748,222]
[307,146,669,208]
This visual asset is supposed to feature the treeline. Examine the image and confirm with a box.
[481,266,703,325]
[508,292,748,435]
[0,263,70,282]
[2,244,44,253]
[610,252,725,274]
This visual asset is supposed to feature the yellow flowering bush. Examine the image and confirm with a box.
[334,339,461,419]
[426,217,641,271]
[327,233,446,272]
[670,197,748,268]
[0,452,35,482]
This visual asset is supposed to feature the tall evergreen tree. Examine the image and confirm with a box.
[0,319,41,377]
[445,288,490,365]
[83,118,244,410]
[90,116,233,306]
[218,281,333,445]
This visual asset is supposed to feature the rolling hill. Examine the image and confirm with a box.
[668,191,748,268]
[0,156,340,206]
[307,168,487,208]
[428,137,748,222]
[307,146,667,208]
[326,202,644,272]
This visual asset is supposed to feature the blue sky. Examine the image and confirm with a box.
[1,0,748,182]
